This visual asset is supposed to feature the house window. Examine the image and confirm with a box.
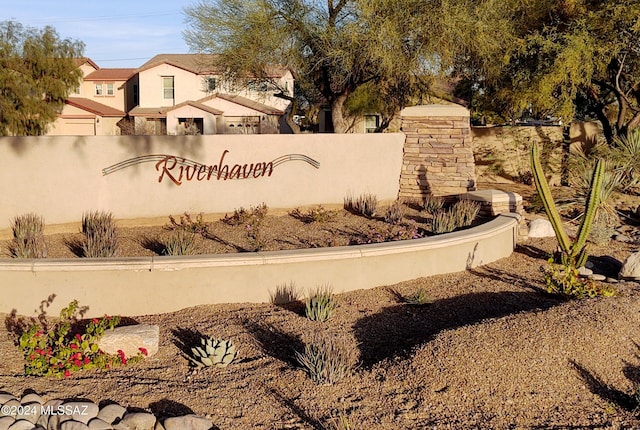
[206,77,217,92]
[133,84,139,105]
[95,84,103,96]
[106,83,114,96]
[365,114,379,133]
[162,76,174,99]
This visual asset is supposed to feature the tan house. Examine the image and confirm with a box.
[49,54,294,136]
[48,59,135,136]
[127,54,293,135]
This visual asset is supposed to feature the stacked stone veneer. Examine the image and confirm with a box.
[399,105,476,200]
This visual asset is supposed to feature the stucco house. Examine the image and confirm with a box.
[49,54,295,136]
[48,59,135,135]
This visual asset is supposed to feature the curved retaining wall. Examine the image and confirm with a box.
[0,214,520,317]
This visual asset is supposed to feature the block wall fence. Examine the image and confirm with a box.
[0,104,475,230]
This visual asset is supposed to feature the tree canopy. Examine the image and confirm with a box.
[183,0,468,133]
[455,0,640,143]
[0,21,84,136]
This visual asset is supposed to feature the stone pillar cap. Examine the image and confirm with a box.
[401,104,470,118]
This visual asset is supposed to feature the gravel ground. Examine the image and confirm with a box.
[2,185,640,429]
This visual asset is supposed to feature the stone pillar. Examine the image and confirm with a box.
[399,105,476,200]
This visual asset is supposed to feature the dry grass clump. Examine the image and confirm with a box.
[295,332,356,385]
[344,193,378,218]
[81,210,118,258]
[9,213,47,258]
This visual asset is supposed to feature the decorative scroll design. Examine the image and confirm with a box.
[102,151,320,186]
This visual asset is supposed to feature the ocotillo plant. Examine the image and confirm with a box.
[530,142,604,268]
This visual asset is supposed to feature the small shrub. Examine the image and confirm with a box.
[344,193,377,217]
[421,195,444,215]
[166,212,208,235]
[189,336,237,367]
[543,258,616,299]
[350,222,422,244]
[384,201,405,225]
[451,199,480,227]
[9,213,47,258]
[404,287,434,305]
[431,209,458,234]
[81,210,118,258]
[222,203,268,226]
[295,332,355,384]
[18,300,146,378]
[163,230,198,255]
[305,285,337,322]
[289,206,337,223]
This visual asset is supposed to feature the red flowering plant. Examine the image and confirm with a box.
[18,300,145,378]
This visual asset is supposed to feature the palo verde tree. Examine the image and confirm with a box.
[454,0,640,144]
[0,21,84,136]
[183,0,460,133]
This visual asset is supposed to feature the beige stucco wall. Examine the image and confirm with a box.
[0,133,405,229]
[0,213,519,317]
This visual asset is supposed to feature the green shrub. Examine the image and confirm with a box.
[295,332,355,384]
[81,210,118,258]
[18,300,146,378]
[9,213,47,258]
[163,230,198,255]
[543,258,616,299]
[404,287,434,305]
[344,193,377,217]
[384,201,405,225]
[166,212,208,235]
[305,286,337,322]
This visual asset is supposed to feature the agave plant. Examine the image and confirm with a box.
[531,142,603,268]
[190,336,237,367]
[305,286,337,322]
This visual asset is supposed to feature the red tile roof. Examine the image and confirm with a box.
[66,98,125,117]
[85,68,136,81]
[137,54,290,78]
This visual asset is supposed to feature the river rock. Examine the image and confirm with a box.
[97,405,126,425]
[119,412,156,430]
[162,415,213,430]
[619,252,640,280]
[97,325,159,358]
[528,218,555,238]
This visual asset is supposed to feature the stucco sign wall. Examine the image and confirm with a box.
[0,133,405,229]
[103,151,320,185]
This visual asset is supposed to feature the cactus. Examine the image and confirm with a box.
[530,142,603,267]
[190,337,237,367]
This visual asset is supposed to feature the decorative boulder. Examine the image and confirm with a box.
[528,218,556,238]
[97,324,159,357]
[619,252,640,280]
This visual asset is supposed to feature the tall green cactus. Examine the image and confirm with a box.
[530,142,604,267]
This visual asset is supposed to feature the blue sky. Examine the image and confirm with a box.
[4,0,197,68]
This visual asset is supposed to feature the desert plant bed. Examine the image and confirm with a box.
[0,201,488,259]
[1,236,640,429]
